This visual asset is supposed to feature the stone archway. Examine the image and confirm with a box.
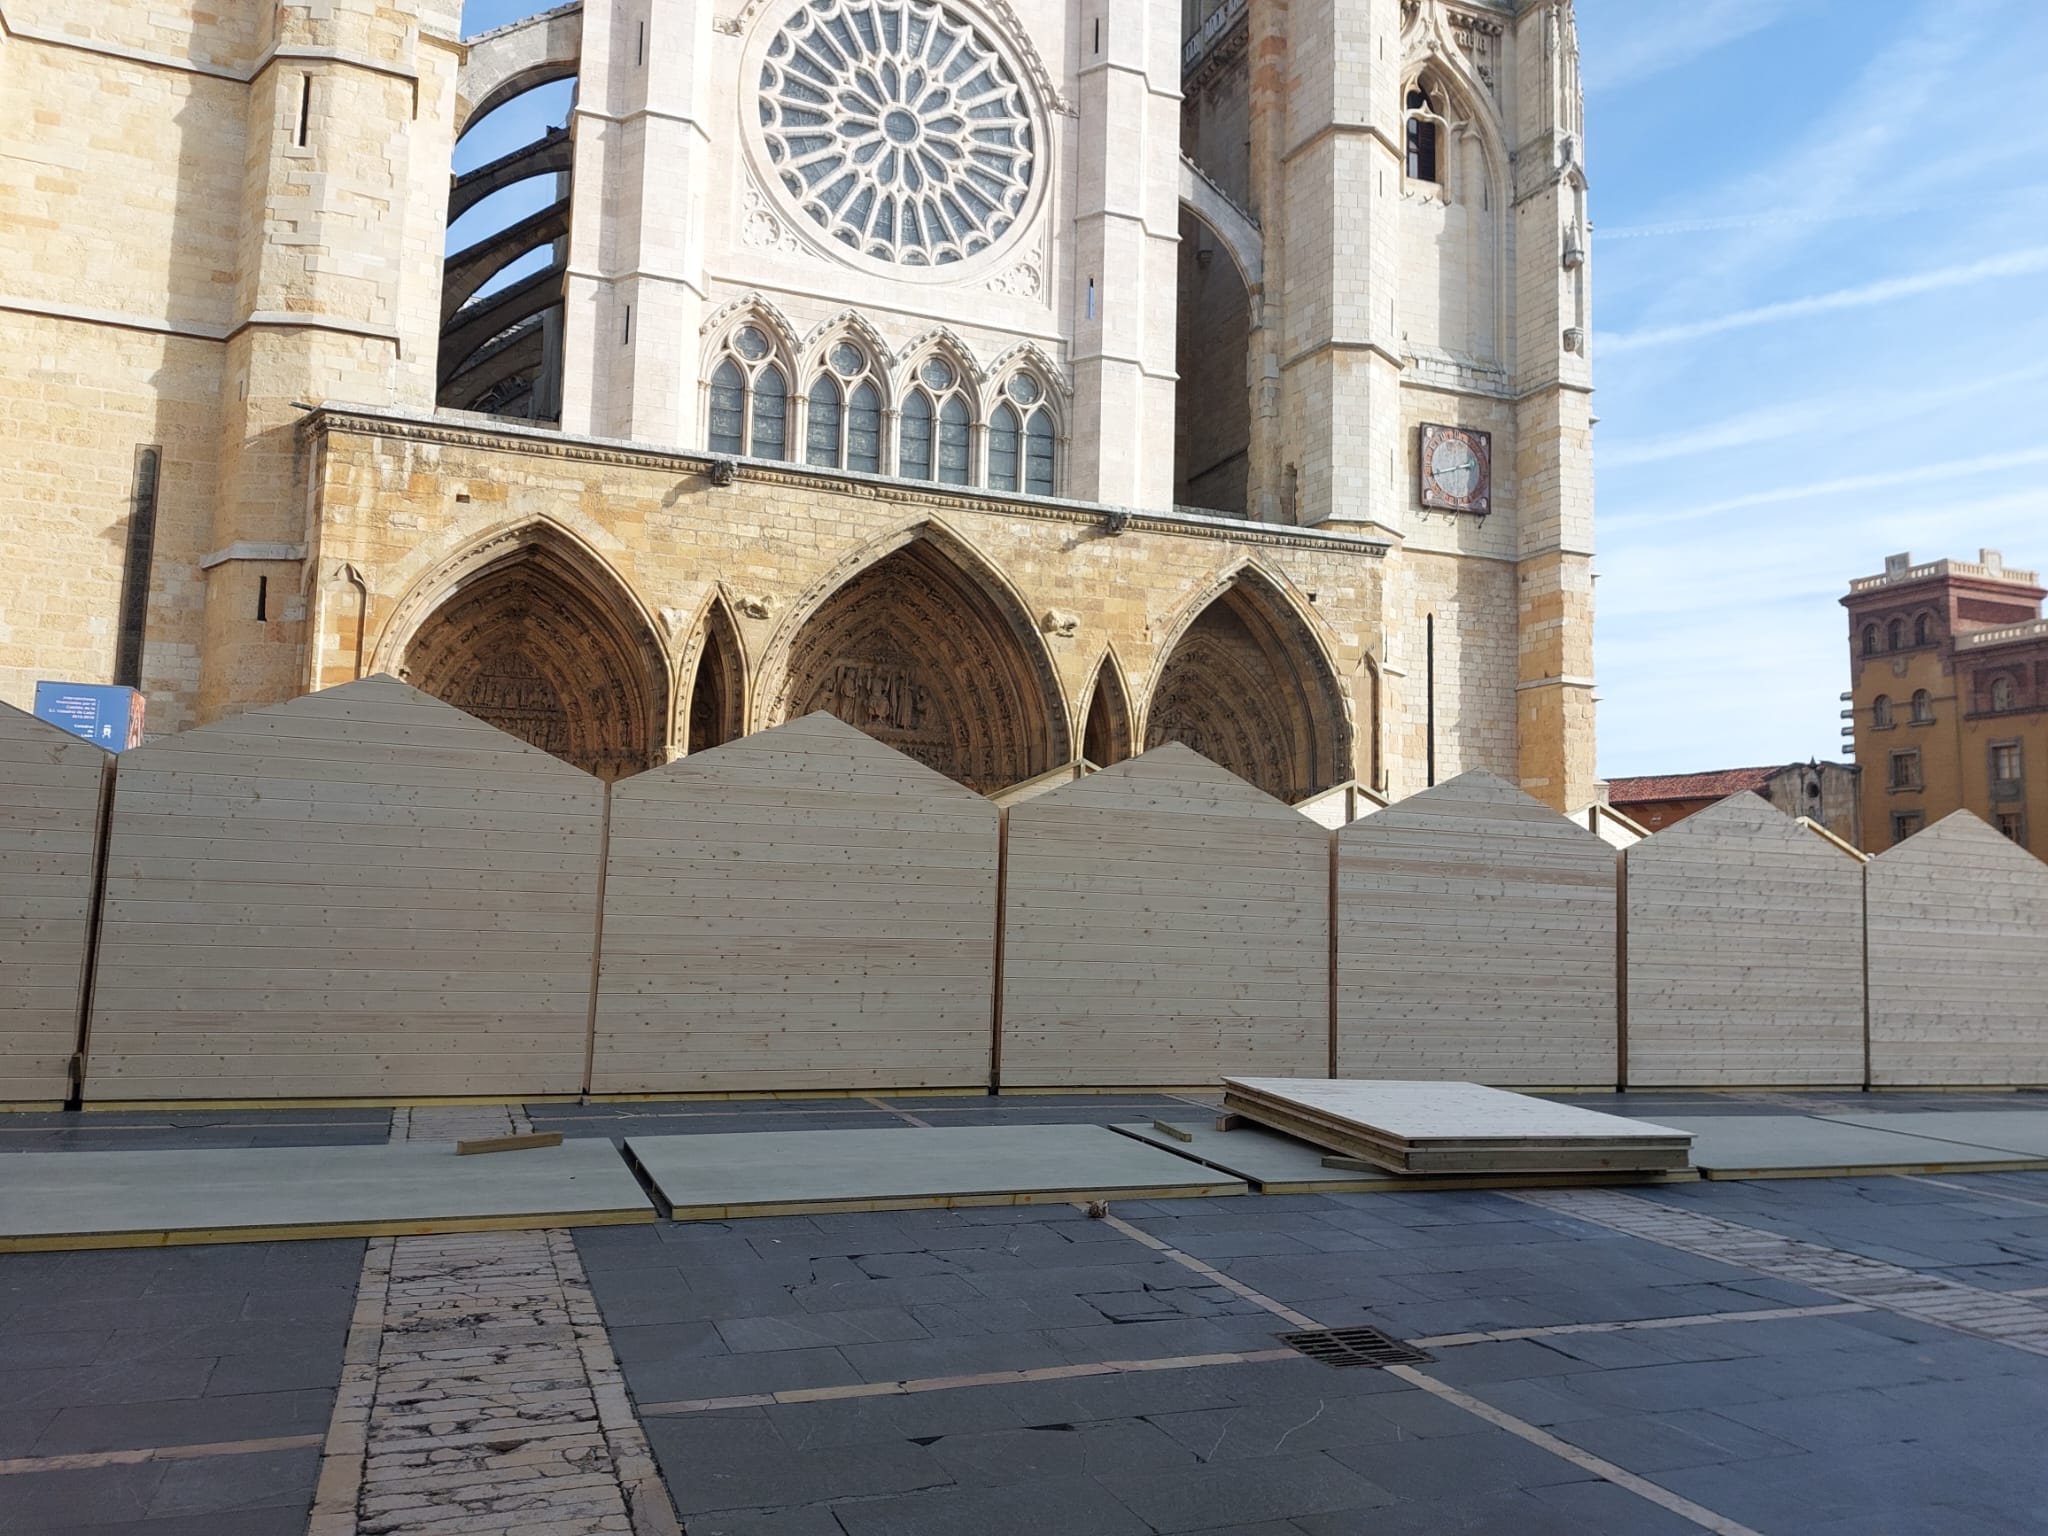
[779,535,1067,793]
[1146,574,1352,802]
[397,532,667,781]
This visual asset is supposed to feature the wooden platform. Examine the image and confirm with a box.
[626,1124,1248,1219]
[1665,1114,2048,1180]
[0,1139,656,1251]
[1219,1078,1692,1175]
[1110,1121,1697,1194]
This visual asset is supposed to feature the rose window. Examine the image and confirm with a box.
[758,0,1036,266]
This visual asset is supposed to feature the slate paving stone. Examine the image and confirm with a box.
[924,1418,1200,1486]
[145,1445,321,1518]
[1550,1407,1805,1471]
[1525,1480,1713,1536]
[716,1306,930,1353]
[630,1345,856,1403]
[839,1329,1076,1383]
[1328,1425,1594,1500]
[645,1414,951,1513]
[31,1389,339,1456]
[762,1387,1029,1449]
[1145,1396,1405,1461]
[1293,1487,1611,1536]
[682,1509,851,1536]
[1100,1452,1396,1531]
[0,1462,168,1530]
[828,1472,1155,1536]
[1,1359,217,1414]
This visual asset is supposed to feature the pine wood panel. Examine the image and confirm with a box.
[1337,772,1617,1087]
[590,713,1001,1093]
[0,704,108,1101]
[87,677,604,1100]
[1868,811,2048,1086]
[999,744,1329,1087]
[1624,792,1864,1087]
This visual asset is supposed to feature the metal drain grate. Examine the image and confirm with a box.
[1279,1326,1433,1369]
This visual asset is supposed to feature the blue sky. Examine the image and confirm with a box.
[455,0,2048,780]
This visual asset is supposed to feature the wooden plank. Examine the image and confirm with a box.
[455,1132,565,1156]
[86,678,604,1101]
[589,714,1000,1094]
[998,746,1329,1089]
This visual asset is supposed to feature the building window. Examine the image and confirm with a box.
[1861,623,1879,656]
[1990,675,2016,712]
[707,324,791,461]
[1888,749,1921,791]
[1888,617,1905,650]
[1914,612,1933,646]
[1892,811,1924,842]
[1997,811,2027,847]
[806,339,885,474]
[1872,694,1894,729]
[1991,741,2023,799]
[1405,95,1439,182]
[1911,689,1933,724]
[987,372,1058,496]
[898,355,975,485]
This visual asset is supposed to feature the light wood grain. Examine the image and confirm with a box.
[86,676,604,1100]
[0,703,108,1102]
[1337,772,1617,1087]
[1867,811,2048,1086]
[1623,792,1865,1087]
[589,713,1001,1093]
[999,744,1329,1087]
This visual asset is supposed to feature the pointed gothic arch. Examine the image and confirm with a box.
[385,522,669,781]
[1142,565,1354,803]
[1081,651,1134,767]
[769,523,1069,792]
[683,594,748,755]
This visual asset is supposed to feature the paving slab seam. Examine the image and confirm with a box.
[0,1433,324,1478]
[862,1096,934,1127]
[1408,1301,1870,1349]
[1094,1204,1766,1536]
[632,1348,1304,1416]
[1903,1172,2048,1212]
[1518,1189,2048,1356]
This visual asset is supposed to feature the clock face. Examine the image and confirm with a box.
[1431,439,1481,498]
[1418,423,1492,513]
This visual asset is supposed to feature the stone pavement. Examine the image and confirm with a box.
[5,1090,2048,1535]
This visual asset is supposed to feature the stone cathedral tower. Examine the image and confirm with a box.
[0,0,1594,811]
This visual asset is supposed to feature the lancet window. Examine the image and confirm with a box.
[987,370,1056,496]
[899,354,974,485]
[806,338,886,474]
[708,324,792,460]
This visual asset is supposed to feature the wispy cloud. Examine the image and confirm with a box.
[1600,246,2048,355]
[1602,446,2048,533]
[1600,362,2048,470]
[1582,0,1787,93]
[1594,203,1925,242]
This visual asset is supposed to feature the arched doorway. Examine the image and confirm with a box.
[1146,572,1352,802]
[686,601,746,755]
[397,530,667,781]
[778,533,1068,792]
[1081,656,1133,767]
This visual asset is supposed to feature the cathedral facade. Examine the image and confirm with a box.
[0,0,1595,808]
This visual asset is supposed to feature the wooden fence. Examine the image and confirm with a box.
[13,678,2046,1101]
[0,703,108,1104]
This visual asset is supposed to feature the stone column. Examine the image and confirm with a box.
[559,0,711,444]
[1510,0,1596,811]
[1254,0,1404,534]
[1068,1,1181,511]
[199,0,463,722]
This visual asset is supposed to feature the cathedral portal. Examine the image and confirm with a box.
[1146,574,1353,803]
[397,529,668,781]
[777,532,1068,794]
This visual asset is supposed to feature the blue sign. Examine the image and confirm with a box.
[34,682,145,750]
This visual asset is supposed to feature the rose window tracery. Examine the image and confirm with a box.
[758,0,1037,266]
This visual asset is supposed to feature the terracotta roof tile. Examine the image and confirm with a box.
[1605,766,1782,803]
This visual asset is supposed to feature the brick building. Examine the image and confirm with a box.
[1605,762,1861,847]
[1842,550,2048,854]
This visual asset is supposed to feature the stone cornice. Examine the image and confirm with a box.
[301,404,1391,559]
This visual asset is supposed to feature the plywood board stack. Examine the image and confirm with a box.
[1221,1077,1692,1174]
[1867,811,2048,1086]
[87,676,604,1101]
[0,703,109,1104]
[1623,792,1865,1087]
[591,713,1000,1093]
[1337,771,1616,1086]
[998,744,1329,1087]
